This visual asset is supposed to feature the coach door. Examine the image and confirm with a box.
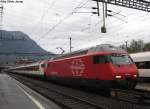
[40,62,47,75]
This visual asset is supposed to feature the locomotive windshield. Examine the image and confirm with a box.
[110,54,133,65]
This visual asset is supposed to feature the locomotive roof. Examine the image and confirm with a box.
[130,51,150,62]
[88,44,127,54]
[53,44,127,60]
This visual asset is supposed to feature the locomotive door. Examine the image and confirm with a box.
[93,55,108,79]
[93,55,100,79]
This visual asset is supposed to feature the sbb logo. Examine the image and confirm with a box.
[70,59,85,76]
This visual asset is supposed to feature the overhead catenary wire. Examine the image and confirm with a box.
[37,0,91,42]
[29,0,57,34]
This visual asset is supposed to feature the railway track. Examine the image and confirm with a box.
[111,88,150,105]
[8,73,150,109]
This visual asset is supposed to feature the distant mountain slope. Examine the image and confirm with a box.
[0,30,55,65]
[0,30,50,53]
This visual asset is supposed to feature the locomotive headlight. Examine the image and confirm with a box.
[133,75,137,78]
[115,75,122,79]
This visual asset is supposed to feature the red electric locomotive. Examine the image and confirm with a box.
[45,44,138,89]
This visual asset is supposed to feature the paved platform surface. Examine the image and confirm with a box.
[0,73,60,109]
[0,73,39,109]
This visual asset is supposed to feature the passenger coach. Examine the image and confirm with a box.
[7,61,46,76]
[130,51,150,81]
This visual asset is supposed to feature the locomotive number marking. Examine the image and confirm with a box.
[70,59,85,76]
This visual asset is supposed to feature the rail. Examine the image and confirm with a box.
[111,88,150,105]
[9,74,106,109]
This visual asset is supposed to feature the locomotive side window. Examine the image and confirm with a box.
[93,55,107,64]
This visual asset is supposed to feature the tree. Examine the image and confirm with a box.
[128,40,144,53]
[119,40,150,53]
[144,42,150,51]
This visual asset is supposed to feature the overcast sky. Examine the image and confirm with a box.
[2,0,150,54]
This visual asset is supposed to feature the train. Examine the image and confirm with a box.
[130,51,150,82]
[6,44,138,90]
[7,61,46,76]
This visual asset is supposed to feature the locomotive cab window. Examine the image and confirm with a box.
[110,54,133,65]
[93,55,107,64]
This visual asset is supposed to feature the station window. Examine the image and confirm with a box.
[93,55,106,64]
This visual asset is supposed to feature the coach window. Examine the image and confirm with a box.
[136,62,150,69]
[148,62,150,68]
[41,64,45,68]
[136,62,144,69]
[93,55,106,64]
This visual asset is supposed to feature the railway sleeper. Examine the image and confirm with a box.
[110,88,150,105]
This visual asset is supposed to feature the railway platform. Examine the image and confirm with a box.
[0,73,60,109]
